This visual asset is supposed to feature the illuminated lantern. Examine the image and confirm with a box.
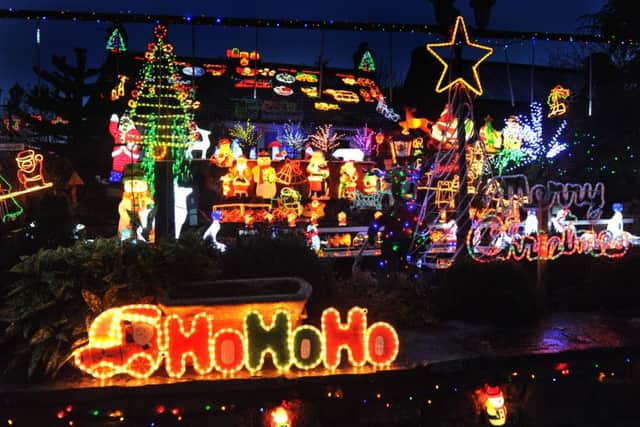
[15,149,49,190]
[202,209,226,251]
[484,385,507,426]
[230,156,252,198]
[338,161,359,200]
[118,164,155,242]
[270,406,291,427]
[108,114,141,183]
[252,151,277,199]
[307,151,330,199]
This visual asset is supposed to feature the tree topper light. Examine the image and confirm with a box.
[426,16,493,96]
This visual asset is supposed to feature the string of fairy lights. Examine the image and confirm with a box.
[2,351,634,426]
[0,8,630,45]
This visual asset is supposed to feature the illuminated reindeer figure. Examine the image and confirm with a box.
[398,107,432,136]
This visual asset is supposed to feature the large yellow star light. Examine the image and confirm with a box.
[426,16,493,96]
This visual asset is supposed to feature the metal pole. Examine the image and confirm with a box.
[588,51,593,117]
[530,37,535,104]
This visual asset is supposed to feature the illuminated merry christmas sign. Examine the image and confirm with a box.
[74,305,399,379]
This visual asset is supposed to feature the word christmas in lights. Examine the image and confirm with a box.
[74,305,399,379]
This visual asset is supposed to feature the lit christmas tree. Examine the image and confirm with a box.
[127,24,195,194]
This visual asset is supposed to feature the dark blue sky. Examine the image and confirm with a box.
[0,0,606,95]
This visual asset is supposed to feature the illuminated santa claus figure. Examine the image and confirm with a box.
[109,113,141,183]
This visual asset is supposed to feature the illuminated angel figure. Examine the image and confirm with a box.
[547,85,571,118]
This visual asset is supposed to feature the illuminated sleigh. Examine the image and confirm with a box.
[74,305,163,379]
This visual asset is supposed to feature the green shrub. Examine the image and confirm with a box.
[0,232,221,382]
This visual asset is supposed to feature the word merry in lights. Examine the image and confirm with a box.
[74,305,399,379]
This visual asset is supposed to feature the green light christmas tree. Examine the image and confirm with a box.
[127,24,195,194]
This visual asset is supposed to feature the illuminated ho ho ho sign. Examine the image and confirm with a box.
[74,305,399,379]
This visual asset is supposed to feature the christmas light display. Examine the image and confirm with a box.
[426,16,493,96]
[202,209,227,251]
[493,102,568,175]
[15,149,51,190]
[110,74,129,101]
[253,152,277,199]
[338,161,359,200]
[295,71,318,83]
[483,385,507,426]
[127,24,195,189]
[228,120,263,153]
[0,173,23,222]
[332,148,365,162]
[108,114,141,183]
[74,305,399,379]
[376,96,401,122]
[308,124,343,154]
[277,121,306,158]
[211,138,235,168]
[547,84,571,118]
[173,184,192,239]
[399,107,432,136]
[186,127,212,160]
[118,164,155,242]
[323,89,360,104]
[307,151,330,199]
[314,102,340,111]
[106,26,127,53]
[358,50,375,73]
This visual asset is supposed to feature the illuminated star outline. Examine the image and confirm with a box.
[426,16,493,96]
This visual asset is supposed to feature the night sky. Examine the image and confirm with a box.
[0,0,606,96]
